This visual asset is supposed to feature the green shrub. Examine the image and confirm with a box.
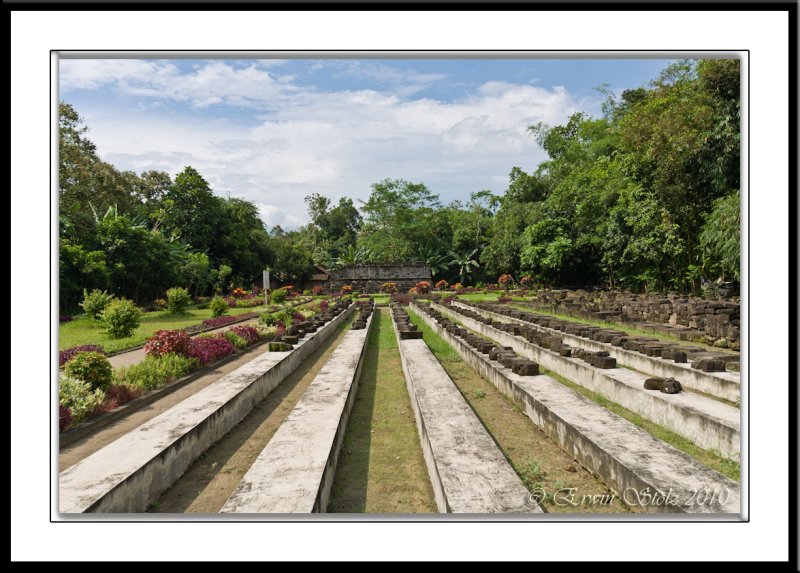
[223,330,248,349]
[80,289,114,320]
[209,296,229,317]
[114,353,198,391]
[303,289,312,295]
[59,373,105,423]
[63,351,113,391]
[270,287,288,304]
[299,308,316,319]
[165,287,192,314]
[101,298,141,338]
[259,312,277,326]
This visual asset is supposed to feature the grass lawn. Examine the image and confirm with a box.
[59,305,265,353]
[328,308,437,513]
[407,308,629,513]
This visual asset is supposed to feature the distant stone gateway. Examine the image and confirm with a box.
[328,263,432,293]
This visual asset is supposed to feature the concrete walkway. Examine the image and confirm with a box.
[391,307,540,514]
[222,313,374,513]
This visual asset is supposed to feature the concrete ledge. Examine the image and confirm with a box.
[436,302,740,460]
[412,303,740,514]
[391,306,541,514]
[221,312,374,513]
[59,304,355,514]
[453,301,740,402]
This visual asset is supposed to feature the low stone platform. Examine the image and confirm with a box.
[221,312,374,513]
[390,305,540,514]
[412,302,740,514]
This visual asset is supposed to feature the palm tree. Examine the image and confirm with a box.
[415,244,452,279]
[335,244,372,280]
[450,248,480,285]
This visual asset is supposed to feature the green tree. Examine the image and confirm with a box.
[700,190,740,281]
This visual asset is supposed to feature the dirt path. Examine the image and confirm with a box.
[328,309,437,513]
[147,317,353,514]
[60,338,272,471]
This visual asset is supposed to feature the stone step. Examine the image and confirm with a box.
[438,302,740,460]
[453,301,740,403]
[221,312,374,513]
[411,303,740,514]
[58,303,355,514]
[390,307,540,514]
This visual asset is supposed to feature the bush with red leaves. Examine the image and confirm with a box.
[231,325,260,345]
[187,336,236,365]
[59,405,72,431]
[144,329,191,357]
[59,345,106,367]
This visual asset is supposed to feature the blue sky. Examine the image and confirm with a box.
[60,57,677,228]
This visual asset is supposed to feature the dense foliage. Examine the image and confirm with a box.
[60,59,739,302]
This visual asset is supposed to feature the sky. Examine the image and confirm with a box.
[59,57,678,229]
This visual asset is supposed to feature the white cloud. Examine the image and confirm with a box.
[61,60,583,228]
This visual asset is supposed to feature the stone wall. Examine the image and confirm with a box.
[329,263,432,293]
[528,289,740,350]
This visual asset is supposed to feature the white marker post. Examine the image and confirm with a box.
[263,268,270,305]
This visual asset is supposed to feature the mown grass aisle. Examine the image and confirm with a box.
[328,308,437,513]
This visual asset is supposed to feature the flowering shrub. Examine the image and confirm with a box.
[231,325,260,345]
[415,281,431,295]
[81,289,114,320]
[202,315,238,328]
[63,351,113,391]
[59,373,105,424]
[153,298,168,311]
[498,274,514,290]
[312,285,324,296]
[270,287,288,304]
[60,345,106,367]
[223,330,249,349]
[231,287,248,298]
[209,296,229,317]
[320,300,329,312]
[188,336,235,365]
[284,285,294,292]
[381,282,397,294]
[144,329,191,357]
[101,298,141,338]
[340,285,352,295]
[408,287,418,295]
[114,353,198,391]
[165,287,192,314]
[519,275,534,289]
[60,314,73,323]
[435,279,449,290]
[451,282,463,290]
[59,405,72,432]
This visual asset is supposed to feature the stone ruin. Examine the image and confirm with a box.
[526,289,740,350]
[328,263,432,294]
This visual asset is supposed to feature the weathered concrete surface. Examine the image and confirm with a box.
[437,302,740,460]
[391,308,540,514]
[412,304,740,514]
[59,305,355,514]
[453,301,740,402]
[221,312,374,513]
